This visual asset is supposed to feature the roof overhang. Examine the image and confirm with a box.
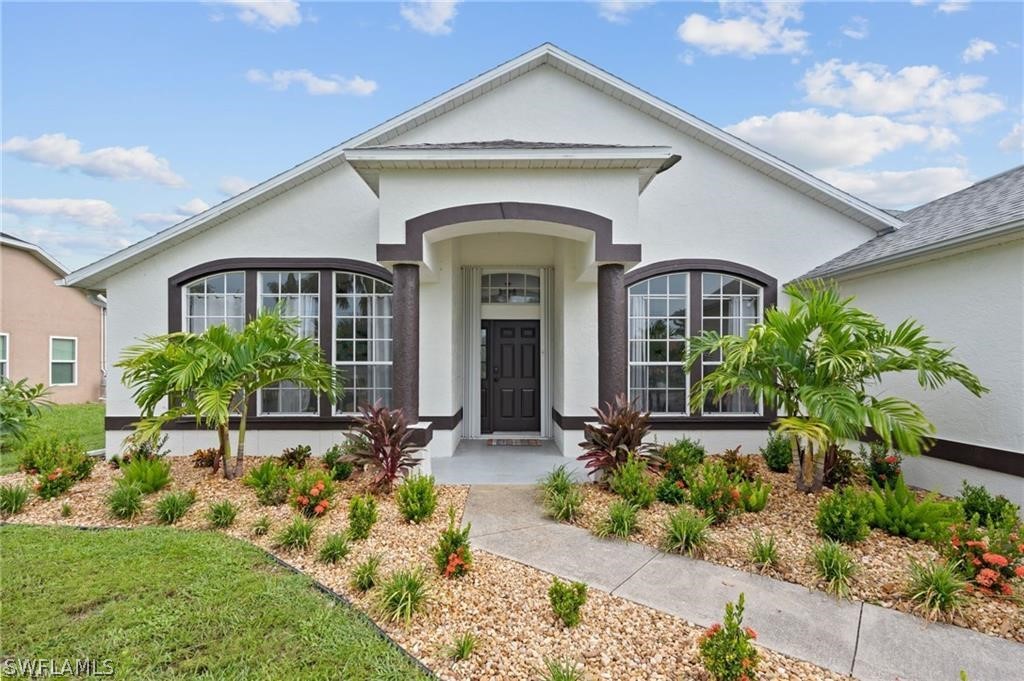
[1,234,69,278]
[344,145,679,195]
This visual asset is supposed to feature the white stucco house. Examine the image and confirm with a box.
[63,44,1023,502]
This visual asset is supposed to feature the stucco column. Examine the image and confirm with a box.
[598,263,627,407]
[392,264,420,424]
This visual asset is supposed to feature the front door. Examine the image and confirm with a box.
[481,320,540,432]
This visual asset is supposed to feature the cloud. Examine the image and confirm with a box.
[999,122,1023,153]
[801,59,1004,124]
[218,176,255,196]
[0,198,120,228]
[677,2,809,57]
[596,1,654,24]
[213,1,302,30]
[841,16,869,40]
[961,38,997,63]
[399,1,459,35]
[817,167,972,208]
[133,198,210,228]
[726,109,955,169]
[938,1,970,13]
[246,68,377,96]
[2,133,185,187]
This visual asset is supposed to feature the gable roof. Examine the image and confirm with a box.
[800,165,1024,281]
[1,231,69,277]
[64,43,902,290]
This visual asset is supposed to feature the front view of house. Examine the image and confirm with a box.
[63,44,1023,500]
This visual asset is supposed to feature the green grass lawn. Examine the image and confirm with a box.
[0,525,430,680]
[0,402,105,474]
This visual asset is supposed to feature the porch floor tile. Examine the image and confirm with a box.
[429,440,587,485]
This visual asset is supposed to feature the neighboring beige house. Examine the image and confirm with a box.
[0,232,105,403]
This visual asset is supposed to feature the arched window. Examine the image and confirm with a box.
[258,271,320,415]
[627,269,764,416]
[334,272,393,413]
[184,272,245,333]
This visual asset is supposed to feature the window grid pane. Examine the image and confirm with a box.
[258,271,320,415]
[184,272,246,333]
[480,271,541,304]
[50,337,76,385]
[627,274,689,415]
[335,273,392,414]
[702,274,762,414]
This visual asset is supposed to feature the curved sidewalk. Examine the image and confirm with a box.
[463,485,1024,681]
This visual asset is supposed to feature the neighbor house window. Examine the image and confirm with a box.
[481,271,541,304]
[258,271,320,415]
[0,333,8,378]
[184,272,245,332]
[50,337,77,386]
[627,271,763,416]
[334,272,392,413]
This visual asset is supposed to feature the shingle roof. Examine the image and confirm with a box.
[358,140,651,151]
[800,165,1024,280]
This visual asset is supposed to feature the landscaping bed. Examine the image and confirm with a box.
[1,457,843,680]
[566,454,1024,643]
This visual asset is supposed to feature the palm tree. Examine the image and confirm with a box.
[116,311,341,479]
[685,282,987,492]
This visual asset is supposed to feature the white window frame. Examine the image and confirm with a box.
[627,274,690,416]
[700,273,764,417]
[332,272,393,415]
[49,336,78,387]
[256,270,321,417]
[182,271,246,334]
[0,332,9,378]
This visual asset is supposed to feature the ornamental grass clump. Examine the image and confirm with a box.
[107,482,144,520]
[541,659,585,681]
[699,592,759,681]
[120,457,172,494]
[375,568,429,625]
[395,474,437,523]
[446,633,477,662]
[594,500,639,539]
[812,540,857,597]
[548,577,587,627]
[748,531,779,571]
[275,516,315,551]
[154,490,195,525]
[663,507,712,557]
[243,459,291,506]
[318,532,351,564]
[906,559,968,621]
[759,431,792,473]
[251,515,271,537]
[607,455,656,509]
[540,466,583,522]
[815,486,872,543]
[0,484,30,517]
[431,507,472,578]
[206,500,239,528]
[289,470,335,518]
[347,494,378,541]
[351,554,382,592]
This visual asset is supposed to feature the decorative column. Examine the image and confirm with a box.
[392,264,420,424]
[598,263,627,407]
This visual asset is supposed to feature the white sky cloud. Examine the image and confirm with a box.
[938,1,970,14]
[596,1,654,24]
[214,1,302,30]
[801,59,1004,124]
[999,122,1023,153]
[841,16,869,40]
[726,109,955,170]
[818,167,972,208]
[0,197,120,228]
[961,38,997,63]
[400,1,459,36]
[218,176,255,196]
[677,2,809,57]
[2,133,185,187]
[246,68,377,96]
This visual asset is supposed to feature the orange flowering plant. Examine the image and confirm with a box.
[946,510,1023,597]
[699,592,759,681]
[431,506,472,579]
[289,470,335,517]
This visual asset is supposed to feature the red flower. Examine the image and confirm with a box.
[983,553,1009,568]
[730,488,741,503]
[675,480,685,489]
[320,499,329,509]
[884,456,898,464]
[296,495,308,506]
[966,540,987,549]
[977,568,999,587]
[705,623,721,638]
[744,627,758,640]
[951,537,961,548]
[444,552,466,578]
[1014,565,1024,579]
[1001,583,1014,596]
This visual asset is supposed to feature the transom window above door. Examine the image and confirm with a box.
[481,271,541,304]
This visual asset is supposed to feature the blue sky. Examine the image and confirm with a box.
[2,1,1022,269]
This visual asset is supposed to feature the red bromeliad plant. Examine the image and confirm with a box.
[347,402,422,493]
[577,394,653,481]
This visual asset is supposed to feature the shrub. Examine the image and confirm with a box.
[289,469,335,518]
[323,442,357,481]
[541,659,584,681]
[687,461,740,524]
[21,435,93,499]
[396,474,437,523]
[278,444,312,469]
[110,432,169,469]
[375,568,429,625]
[823,447,858,488]
[351,554,382,592]
[540,465,574,498]
[0,378,51,446]
[447,632,477,661]
[252,515,271,537]
[860,441,901,487]
[719,446,757,482]
[432,507,473,578]
[906,559,968,620]
[698,592,759,681]
[60,502,72,518]
[663,507,712,556]
[120,457,172,494]
[243,459,291,506]
[348,403,422,492]
[107,482,144,520]
[595,500,639,539]
[655,476,687,505]
[866,475,962,542]
[737,479,771,513]
[749,531,779,570]
[958,480,1019,528]
[577,394,652,480]
[318,532,351,564]
[34,468,77,500]
[760,431,792,473]
[348,494,378,540]
[815,486,872,543]
[812,540,856,597]
[945,514,1023,596]
[607,455,656,508]
[154,490,195,525]
[190,447,221,473]
[207,500,239,528]
[544,486,584,522]
[0,484,30,517]
[659,436,705,480]
[275,516,315,551]
[548,577,587,627]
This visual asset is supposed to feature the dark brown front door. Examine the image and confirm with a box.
[481,320,540,433]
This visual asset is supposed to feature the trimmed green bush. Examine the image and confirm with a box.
[396,474,437,523]
[759,431,792,472]
[958,480,1019,528]
[815,486,872,543]
[655,476,687,505]
[548,577,587,627]
[687,461,740,524]
[348,494,378,541]
[698,592,759,681]
[607,455,656,508]
[659,436,705,480]
[431,507,472,578]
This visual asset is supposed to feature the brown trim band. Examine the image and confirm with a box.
[863,429,1023,477]
[422,408,463,431]
[553,408,776,431]
[377,202,642,263]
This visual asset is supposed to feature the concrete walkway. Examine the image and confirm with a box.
[463,485,1024,681]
